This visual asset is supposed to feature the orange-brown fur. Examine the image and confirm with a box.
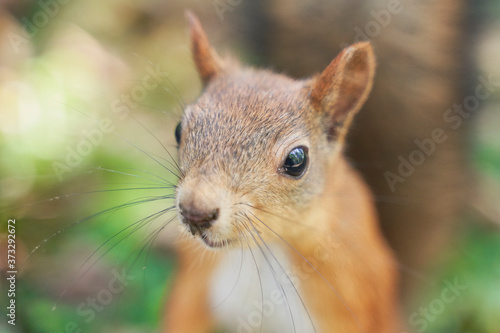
[162,13,401,332]
[164,160,399,332]
[237,0,468,296]
[162,240,218,333]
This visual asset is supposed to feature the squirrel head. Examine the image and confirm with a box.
[175,12,375,248]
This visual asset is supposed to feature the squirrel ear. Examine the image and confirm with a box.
[310,42,376,141]
[186,11,223,85]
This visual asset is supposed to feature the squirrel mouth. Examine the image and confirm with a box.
[201,234,233,248]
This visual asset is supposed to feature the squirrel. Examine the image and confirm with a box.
[162,12,402,332]
[220,0,471,298]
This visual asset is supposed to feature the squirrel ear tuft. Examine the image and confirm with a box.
[186,11,222,85]
[310,42,376,141]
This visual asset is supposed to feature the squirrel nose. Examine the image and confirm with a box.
[179,204,219,235]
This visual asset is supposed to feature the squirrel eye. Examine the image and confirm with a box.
[281,146,308,178]
[175,122,182,145]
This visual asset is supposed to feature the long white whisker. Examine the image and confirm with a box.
[240,221,265,333]
[241,217,298,333]
[248,211,362,332]
[211,226,246,310]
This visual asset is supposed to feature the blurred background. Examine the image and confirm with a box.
[0,0,499,332]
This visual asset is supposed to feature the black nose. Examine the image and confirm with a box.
[179,204,219,235]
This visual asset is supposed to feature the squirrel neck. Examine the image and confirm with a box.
[290,156,380,253]
[287,157,400,333]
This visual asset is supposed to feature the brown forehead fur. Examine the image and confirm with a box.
[179,67,317,188]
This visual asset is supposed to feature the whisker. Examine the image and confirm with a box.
[245,218,318,332]
[240,221,265,333]
[62,103,181,181]
[94,166,177,187]
[26,195,175,263]
[129,214,177,272]
[143,146,184,179]
[240,204,423,289]
[119,112,184,179]
[245,215,319,333]
[83,206,177,274]
[3,185,174,213]
[248,211,361,332]
[241,218,297,333]
[211,226,246,310]
[52,206,176,310]
[236,203,327,235]
[162,76,187,110]
[114,134,181,181]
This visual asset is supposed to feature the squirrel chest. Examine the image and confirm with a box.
[209,244,318,332]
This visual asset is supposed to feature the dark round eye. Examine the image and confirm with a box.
[175,122,182,145]
[281,146,308,178]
